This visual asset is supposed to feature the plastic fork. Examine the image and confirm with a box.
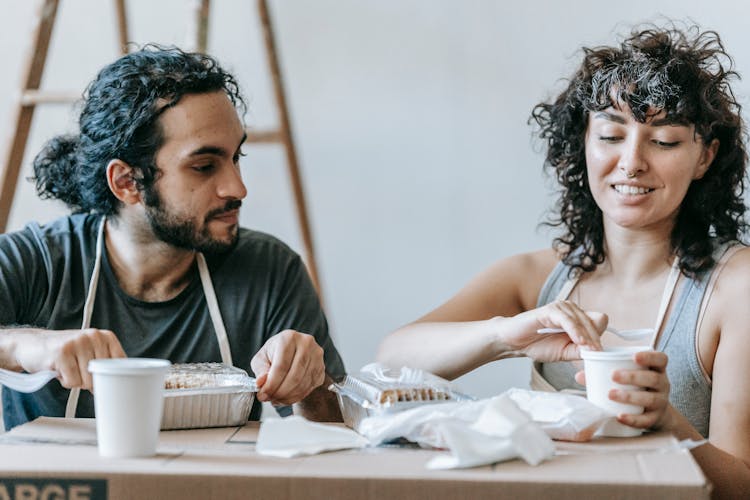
[0,368,58,393]
[536,326,653,341]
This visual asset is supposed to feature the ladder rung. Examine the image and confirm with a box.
[21,90,81,105]
[244,129,284,144]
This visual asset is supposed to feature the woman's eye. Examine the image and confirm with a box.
[598,136,621,143]
[654,140,681,148]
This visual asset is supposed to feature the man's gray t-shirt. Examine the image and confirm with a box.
[0,214,345,430]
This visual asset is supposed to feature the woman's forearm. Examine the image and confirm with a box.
[664,407,750,499]
[376,318,515,380]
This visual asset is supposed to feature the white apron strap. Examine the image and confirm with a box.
[649,257,681,349]
[65,217,106,418]
[196,253,233,366]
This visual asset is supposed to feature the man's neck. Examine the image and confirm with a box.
[103,217,197,302]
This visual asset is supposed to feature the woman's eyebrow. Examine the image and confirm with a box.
[649,117,687,127]
[592,111,686,128]
[592,111,625,124]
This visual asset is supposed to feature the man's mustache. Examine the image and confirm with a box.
[206,200,242,219]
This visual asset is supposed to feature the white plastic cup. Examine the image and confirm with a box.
[88,358,171,458]
[580,346,652,437]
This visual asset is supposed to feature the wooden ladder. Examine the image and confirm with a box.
[0,0,324,295]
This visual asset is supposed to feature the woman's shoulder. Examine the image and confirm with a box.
[717,244,750,286]
[714,244,750,291]
[523,248,562,269]
[481,248,561,311]
[704,244,750,331]
[482,248,560,278]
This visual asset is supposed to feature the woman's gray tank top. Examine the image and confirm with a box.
[535,244,736,438]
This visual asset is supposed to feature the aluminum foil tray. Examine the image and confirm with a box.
[160,363,256,430]
[331,368,470,432]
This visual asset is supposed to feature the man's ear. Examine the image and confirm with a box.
[106,159,141,204]
[694,138,719,180]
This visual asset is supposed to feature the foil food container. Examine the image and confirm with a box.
[330,365,471,432]
[160,363,257,430]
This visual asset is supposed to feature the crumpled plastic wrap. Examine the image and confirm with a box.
[357,394,555,468]
[328,364,624,469]
[505,388,611,442]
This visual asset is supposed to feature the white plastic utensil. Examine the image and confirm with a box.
[536,327,653,341]
[0,368,59,393]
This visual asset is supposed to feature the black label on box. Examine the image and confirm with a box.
[0,478,107,500]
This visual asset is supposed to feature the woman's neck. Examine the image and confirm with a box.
[597,220,676,283]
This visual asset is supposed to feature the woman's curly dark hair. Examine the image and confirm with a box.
[31,44,245,216]
[530,25,748,277]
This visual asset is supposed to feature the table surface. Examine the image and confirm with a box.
[0,417,710,500]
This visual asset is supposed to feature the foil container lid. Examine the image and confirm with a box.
[165,362,256,391]
[331,364,472,409]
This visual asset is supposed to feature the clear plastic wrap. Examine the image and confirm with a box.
[161,363,256,430]
[505,388,610,442]
[330,363,473,432]
[356,394,555,468]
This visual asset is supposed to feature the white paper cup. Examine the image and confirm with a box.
[88,358,171,458]
[580,346,652,437]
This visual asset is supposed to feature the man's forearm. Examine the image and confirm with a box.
[293,373,343,422]
[0,327,41,371]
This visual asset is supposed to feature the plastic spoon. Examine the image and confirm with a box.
[536,327,653,341]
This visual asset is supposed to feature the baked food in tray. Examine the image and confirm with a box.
[161,362,257,430]
[331,364,471,431]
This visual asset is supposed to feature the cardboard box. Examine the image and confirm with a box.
[0,417,709,499]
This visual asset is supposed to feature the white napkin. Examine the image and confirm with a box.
[359,394,555,469]
[256,415,369,458]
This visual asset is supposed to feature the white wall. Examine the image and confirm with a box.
[1,0,749,398]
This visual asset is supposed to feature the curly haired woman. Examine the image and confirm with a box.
[378,25,750,497]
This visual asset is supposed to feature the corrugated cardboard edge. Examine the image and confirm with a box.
[0,472,710,500]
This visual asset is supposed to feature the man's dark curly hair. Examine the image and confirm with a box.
[32,44,245,216]
[530,25,748,278]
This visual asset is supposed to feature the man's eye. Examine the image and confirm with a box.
[193,164,214,173]
[598,136,621,143]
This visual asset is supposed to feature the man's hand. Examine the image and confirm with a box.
[10,328,126,390]
[251,329,326,406]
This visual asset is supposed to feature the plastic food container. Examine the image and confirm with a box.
[330,364,472,432]
[160,363,257,430]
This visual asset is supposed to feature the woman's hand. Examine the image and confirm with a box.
[493,300,606,362]
[575,350,673,430]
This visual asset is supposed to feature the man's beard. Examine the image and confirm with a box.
[142,186,241,255]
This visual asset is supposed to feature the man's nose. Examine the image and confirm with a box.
[217,162,247,200]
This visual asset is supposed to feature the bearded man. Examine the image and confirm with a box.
[0,46,344,429]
